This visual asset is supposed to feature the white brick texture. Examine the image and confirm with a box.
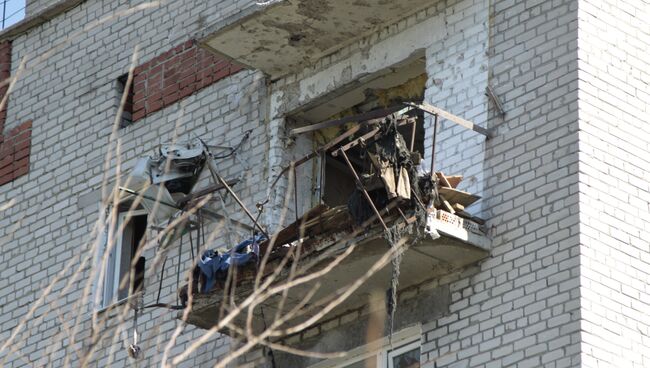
[0,0,266,367]
[1,0,648,366]
[578,1,650,367]
[421,0,581,367]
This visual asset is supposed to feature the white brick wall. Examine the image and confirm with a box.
[0,0,267,366]
[2,0,648,366]
[425,0,489,216]
[25,0,49,16]
[254,1,583,368]
[421,0,582,366]
[578,1,650,367]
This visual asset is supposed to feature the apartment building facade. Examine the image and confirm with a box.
[0,0,648,367]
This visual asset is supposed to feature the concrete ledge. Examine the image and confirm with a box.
[199,0,434,78]
[429,217,491,251]
[0,0,85,41]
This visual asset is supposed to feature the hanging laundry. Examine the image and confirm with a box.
[396,166,411,200]
[379,159,398,199]
[197,234,266,293]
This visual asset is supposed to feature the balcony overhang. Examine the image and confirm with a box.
[184,210,490,332]
[198,0,434,78]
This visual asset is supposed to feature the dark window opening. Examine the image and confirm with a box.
[116,212,147,301]
[129,214,147,296]
[100,207,147,309]
[117,73,134,128]
[286,54,427,209]
[321,108,425,208]
[322,155,358,207]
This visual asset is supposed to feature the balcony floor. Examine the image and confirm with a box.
[184,210,489,333]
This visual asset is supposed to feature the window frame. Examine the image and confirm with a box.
[94,208,147,312]
[386,340,421,368]
[309,325,421,368]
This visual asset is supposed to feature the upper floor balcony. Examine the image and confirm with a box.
[198,0,435,78]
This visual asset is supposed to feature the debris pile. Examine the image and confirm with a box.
[432,172,485,225]
[112,102,487,321]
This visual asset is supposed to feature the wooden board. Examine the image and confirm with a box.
[438,187,481,208]
[436,172,452,187]
[259,204,330,253]
[436,172,462,189]
[445,175,462,188]
[439,195,455,214]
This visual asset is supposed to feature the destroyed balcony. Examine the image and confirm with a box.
[180,103,493,334]
[186,206,490,332]
[198,0,435,78]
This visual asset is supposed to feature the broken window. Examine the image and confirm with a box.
[117,73,134,128]
[97,208,147,310]
[320,108,425,208]
[288,55,427,208]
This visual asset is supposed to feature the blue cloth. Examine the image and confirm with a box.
[198,234,267,293]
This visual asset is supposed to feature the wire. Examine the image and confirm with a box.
[4,5,23,20]
[176,229,183,305]
[1,1,25,30]
[156,256,167,305]
[143,303,184,310]
[260,306,277,368]
[212,129,253,159]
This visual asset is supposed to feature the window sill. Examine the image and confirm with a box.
[95,293,141,314]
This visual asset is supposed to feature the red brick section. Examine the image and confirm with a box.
[132,40,244,121]
[0,40,32,186]
[0,120,31,186]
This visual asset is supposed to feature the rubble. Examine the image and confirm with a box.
[178,104,485,296]
[109,101,489,336]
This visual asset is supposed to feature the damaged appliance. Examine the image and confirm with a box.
[120,138,206,224]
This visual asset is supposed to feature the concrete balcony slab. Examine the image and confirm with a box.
[199,0,434,78]
[184,210,490,333]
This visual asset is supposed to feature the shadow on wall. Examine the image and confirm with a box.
[274,281,452,368]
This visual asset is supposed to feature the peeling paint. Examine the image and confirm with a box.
[352,0,370,7]
[296,0,333,21]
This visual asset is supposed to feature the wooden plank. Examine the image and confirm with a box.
[331,127,381,157]
[438,187,481,208]
[436,172,452,187]
[439,195,455,214]
[445,175,462,188]
[330,117,416,157]
[269,122,365,191]
[470,216,486,225]
[455,209,487,225]
[258,204,330,253]
[289,105,405,135]
[406,102,493,138]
